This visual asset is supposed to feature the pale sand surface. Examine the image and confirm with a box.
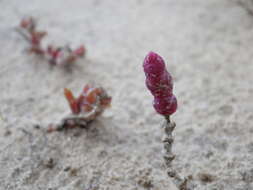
[0,0,253,189]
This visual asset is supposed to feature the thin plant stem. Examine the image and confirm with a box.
[162,116,191,190]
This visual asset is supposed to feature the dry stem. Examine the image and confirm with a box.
[162,115,192,190]
[48,106,104,132]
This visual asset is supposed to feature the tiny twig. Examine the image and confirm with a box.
[162,117,191,190]
[48,108,103,132]
[15,27,30,42]
[47,115,92,132]
[57,115,93,130]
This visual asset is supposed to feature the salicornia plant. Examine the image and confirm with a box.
[143,52,192,190]
[17,17,86,67]
[48,84,111,132]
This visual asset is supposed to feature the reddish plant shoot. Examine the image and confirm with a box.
[18,17,47,55]
[17,17,86,66]
[143,52,177,116]
[47,85,111,132]
[20,17,35,31]
[73,45,85,57]
[64,84,112,117]
[47,45,86,65]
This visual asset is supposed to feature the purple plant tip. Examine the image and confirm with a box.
[153,95,177,115]
[143,52,165,75]
[143,52,177,116]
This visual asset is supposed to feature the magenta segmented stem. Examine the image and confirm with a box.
[143,52,177,116]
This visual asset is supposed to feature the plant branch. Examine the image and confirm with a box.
[162,116,191,190]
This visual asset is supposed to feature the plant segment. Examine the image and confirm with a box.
[48,84,111,132]
[17,17,86,66]
[143,52,192,190]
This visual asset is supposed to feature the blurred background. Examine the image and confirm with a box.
[0,0,253,189]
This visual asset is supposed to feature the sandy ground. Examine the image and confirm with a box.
[0,0,253,189]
